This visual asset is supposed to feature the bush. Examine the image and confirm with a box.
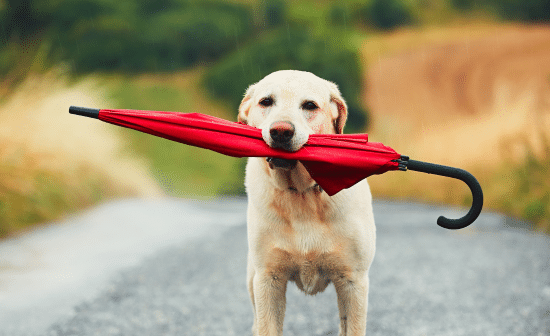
[359,0,414,30]
[204,27,368,133]
[329,3,352,26]
[47,0,254,73]
[0,44,19,77]
[451,0,476,11]
[487,0,550,22]
[262,0,287,28]
[141,4,253,70]
[450,0,550,23]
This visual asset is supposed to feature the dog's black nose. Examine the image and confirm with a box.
[270,121,295,146]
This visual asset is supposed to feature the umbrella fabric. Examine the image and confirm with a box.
[98,108,401,196]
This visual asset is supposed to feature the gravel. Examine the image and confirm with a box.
[1,199,548,335]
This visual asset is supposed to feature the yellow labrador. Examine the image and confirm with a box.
[239,70,376,336]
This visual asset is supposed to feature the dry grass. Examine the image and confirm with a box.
[361,24,550,231]
[0,68,163,237]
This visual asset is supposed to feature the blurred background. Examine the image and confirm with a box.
[0,0,549,237]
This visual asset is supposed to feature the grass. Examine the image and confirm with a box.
[489,135,550,233]
[102,68,246,197]
[0,157,131,238]
[0,69,161,238]
[0,139,137,238]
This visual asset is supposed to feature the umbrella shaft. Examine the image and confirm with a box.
[70,106,100,119]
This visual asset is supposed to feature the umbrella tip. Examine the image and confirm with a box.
[69,106,100,119]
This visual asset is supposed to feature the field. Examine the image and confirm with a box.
[1,17,549,235]
[362,24,550,231]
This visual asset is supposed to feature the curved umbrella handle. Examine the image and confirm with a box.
[398,156,483,230]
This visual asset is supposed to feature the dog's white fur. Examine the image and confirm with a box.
[240,70,376,336]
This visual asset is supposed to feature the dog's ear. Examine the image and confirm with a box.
[328,82,348,134]
[238,84,256,124]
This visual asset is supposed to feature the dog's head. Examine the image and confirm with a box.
[238,70,348,155]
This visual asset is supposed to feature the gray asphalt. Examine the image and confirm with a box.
[0,199,549,336]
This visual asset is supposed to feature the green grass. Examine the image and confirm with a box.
[111,82,192,113]
[104,73,246,197]
[492,142,550,233]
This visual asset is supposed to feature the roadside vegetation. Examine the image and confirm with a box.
[0,70,163,238]
[1,0,549,236]
[493,135,550,232]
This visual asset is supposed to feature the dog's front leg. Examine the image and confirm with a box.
[252,269,288,336]
[335,271,370,336]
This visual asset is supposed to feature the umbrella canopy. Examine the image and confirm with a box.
[96,107,400,196]
[69,106,483,230]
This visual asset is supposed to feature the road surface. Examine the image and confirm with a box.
[0,198,548,335]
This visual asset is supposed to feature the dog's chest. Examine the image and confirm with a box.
[267,191,340,251]
[286,219,333,253]
[267,226,352,296]
[264,194,355,295]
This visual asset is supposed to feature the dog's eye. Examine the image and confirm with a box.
[259,97,274,107]
[302,101,318,111]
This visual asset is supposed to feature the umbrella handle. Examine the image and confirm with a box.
[398,156,483,230]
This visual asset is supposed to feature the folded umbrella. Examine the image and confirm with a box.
[69,106,483,230]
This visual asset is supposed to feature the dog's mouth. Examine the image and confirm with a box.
[266,157,297,170]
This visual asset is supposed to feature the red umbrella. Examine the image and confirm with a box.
[69,106,483,230]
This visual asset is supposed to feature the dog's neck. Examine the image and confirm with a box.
[263,160,321,194]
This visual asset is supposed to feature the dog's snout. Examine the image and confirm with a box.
[269,121,295,145]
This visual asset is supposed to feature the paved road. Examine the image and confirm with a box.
[0,198,548,335]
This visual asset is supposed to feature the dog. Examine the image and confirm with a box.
[239,70,376,336]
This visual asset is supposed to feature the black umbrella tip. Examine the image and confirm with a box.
[69,106,100,119]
